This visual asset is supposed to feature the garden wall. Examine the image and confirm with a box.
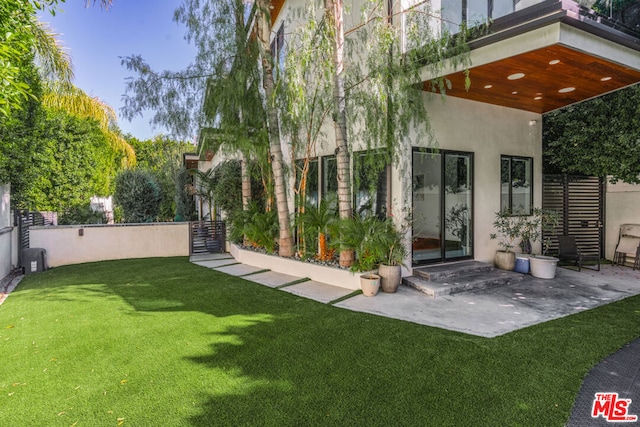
[606,181,640,260]
[0,184,18,279]
[29,223,190,268]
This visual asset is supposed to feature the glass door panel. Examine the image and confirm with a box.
[412,149,473,265]
[444,153,472,260]
[412,152,442,263]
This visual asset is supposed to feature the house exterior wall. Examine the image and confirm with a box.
[605,181,640,260]
[394,95,543,264]
[0,184,17,279]
[0,228,16,279]
[29,223,189,268]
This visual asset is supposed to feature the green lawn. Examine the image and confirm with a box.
[1,257,639,426]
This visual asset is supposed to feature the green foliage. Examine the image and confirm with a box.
[0,0,39,116]
[491,208,560,254]
[211,160,243,219]
[1,68,121,212]
[241,202,279,253]
[0,56,46,207]
[490,209,523,252]
[113,169,162,223]
[298,196,338,258]
[332,214,401,271]
[127,134,194,221]
[543,84,640,184]
[27,110,118,212]
[175,167,197,221]
[58,203,106,225]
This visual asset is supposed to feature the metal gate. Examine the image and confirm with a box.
[15,210,45,269]
[189,220,226,255]
[542,175,604,257]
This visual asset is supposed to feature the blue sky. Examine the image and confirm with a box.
[39,0,197,141]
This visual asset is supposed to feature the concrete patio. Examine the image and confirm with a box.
[190,253,640,338]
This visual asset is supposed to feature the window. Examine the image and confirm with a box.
[321,155,338,201]
[270,24,285,79]
[440,0,515,35]
[295,158,319,208]
[501,155,532,215]
[353,151,389,218]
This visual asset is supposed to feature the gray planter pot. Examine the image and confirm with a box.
[494,251,516,270]
[379,264,402,293]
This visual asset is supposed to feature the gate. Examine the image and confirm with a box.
[542,175,604,257]
[190,220,226,254]
[15,210,45,269]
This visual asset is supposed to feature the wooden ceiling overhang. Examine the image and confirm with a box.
[421,0,640,114]
[183,153,200,170]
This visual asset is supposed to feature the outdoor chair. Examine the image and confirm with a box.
[557,235,600,272]
[613,224,640,270]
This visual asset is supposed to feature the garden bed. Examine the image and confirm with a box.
[229,243,364,290]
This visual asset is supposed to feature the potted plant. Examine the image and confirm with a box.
[332,214,388,296]
[378,219,409,293]
[490,209,522,270]
[528,208,560,279]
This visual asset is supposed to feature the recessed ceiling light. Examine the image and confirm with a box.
[558,87,576,93]
[534,96,542,100]
[508,73,525,80]
[549,59,560,65]
[601,76,612,81]
[512,91,518,95]
[484,84,493,89]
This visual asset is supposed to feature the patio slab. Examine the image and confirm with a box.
[213,264,266,277]
[192,259,239,269]
[243,271,304,288]
[281,280,355,304]
[189,253,234,262]
[336,265,640,338]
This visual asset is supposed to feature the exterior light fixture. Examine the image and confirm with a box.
[558,87,575,93]
[600,76,612,81]
[507,73,525,80]
[548,60,560,65]
[484,84,493,89]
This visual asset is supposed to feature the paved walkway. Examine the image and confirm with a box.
[191,252,640,338]
[0,272,22,306]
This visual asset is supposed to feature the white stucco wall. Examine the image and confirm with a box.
[0,227,17,279]
[389,95,543,264]
[605,181,640,260]
[29,223,190,268]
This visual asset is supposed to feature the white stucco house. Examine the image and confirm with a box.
[196,0,640,273]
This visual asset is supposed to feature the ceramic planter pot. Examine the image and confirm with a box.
[529,255,559,279]
[360,273,380,296]
[379,264,402,293]
[494,251,516,270]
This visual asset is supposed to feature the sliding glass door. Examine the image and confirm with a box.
[412,149,473,265]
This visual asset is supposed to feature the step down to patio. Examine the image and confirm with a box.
[403,261,524,298]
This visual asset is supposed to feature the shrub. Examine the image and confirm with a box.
[114,170,162,223]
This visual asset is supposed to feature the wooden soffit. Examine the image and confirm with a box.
[431,44,640,114]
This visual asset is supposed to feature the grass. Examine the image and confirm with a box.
[1,257,639,426]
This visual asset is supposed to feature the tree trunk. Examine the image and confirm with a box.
[241,154,251,246]
[325,0,353,267]
[256,0,294,257]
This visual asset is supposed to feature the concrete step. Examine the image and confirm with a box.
[403,269,524,298]
[413,260,495,281]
